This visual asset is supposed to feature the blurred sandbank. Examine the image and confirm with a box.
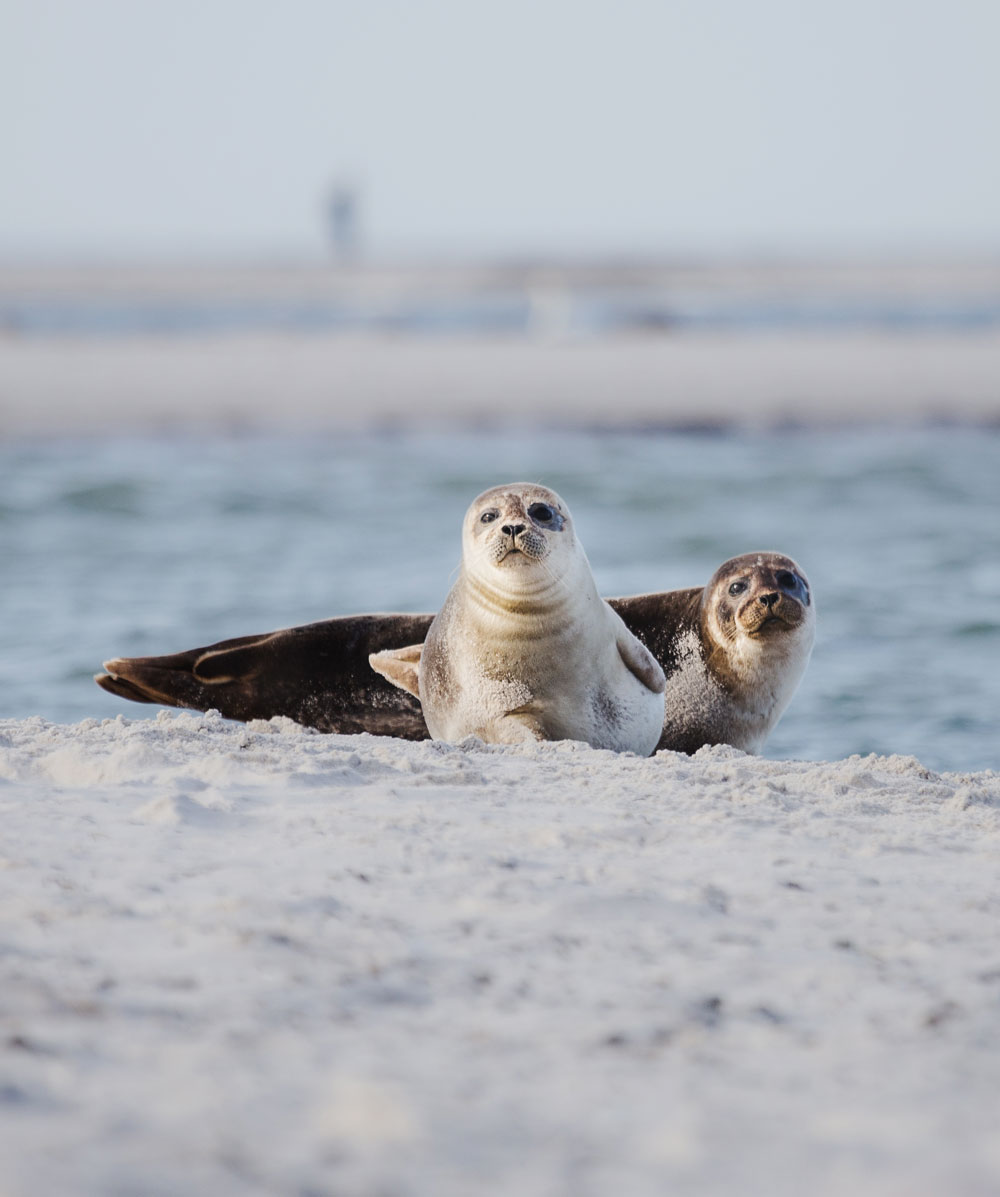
[2,257,999,435]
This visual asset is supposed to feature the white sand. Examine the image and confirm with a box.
[4,329,1000,434]
[3,712,999,1195]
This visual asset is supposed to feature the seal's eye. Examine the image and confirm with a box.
[480,510,498,524]
[777,570,796,590]
[528,502,555,523]
[729,580,748,596]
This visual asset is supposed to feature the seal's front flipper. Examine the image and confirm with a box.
[369,643,422,699]
[496,709,546,743]
[616,628,667,694]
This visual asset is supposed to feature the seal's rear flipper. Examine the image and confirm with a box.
[369,644,422,699]
[95,671,160,705]
[94,614,434,737]
[98,645,240,712]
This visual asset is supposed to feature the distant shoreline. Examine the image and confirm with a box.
[3,258,999,435]
[3,328,999,436]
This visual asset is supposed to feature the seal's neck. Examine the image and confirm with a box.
[463,552,597,619]
[702,614,814,714]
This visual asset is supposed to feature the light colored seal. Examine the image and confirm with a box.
[614,551,815,754]
[369,483,666,754]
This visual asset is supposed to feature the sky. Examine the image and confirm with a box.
[2,0,1000,260]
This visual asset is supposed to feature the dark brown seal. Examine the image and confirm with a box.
[95,552,813,754]
[614,552,814,754]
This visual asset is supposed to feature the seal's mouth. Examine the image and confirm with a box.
[744,607,801,636]
[496,545,534,564]
[491,530,548,565]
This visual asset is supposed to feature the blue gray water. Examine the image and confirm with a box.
[2,425,998,772]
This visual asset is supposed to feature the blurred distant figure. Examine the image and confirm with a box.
[326,181,361,260]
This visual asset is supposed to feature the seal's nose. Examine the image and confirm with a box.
[502,523,525,537]
[759,592,779,609]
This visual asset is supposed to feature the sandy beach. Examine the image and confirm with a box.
[2,712,999,1196]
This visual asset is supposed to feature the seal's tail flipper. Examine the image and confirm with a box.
[369,643,422,699]
[94,614,435,736]
[94,669,161,705]
[96,635,270,715]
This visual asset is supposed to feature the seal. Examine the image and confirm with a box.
[613,552,814,755]
[95,555,813,755]
[368,483,666,753]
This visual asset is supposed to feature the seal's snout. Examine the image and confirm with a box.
[502,523,526,537]
[739,581,807,635]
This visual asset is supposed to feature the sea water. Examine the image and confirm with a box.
[2,424,998,772]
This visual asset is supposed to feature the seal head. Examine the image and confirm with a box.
[659,552,814,754]
[703,552,812,661]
